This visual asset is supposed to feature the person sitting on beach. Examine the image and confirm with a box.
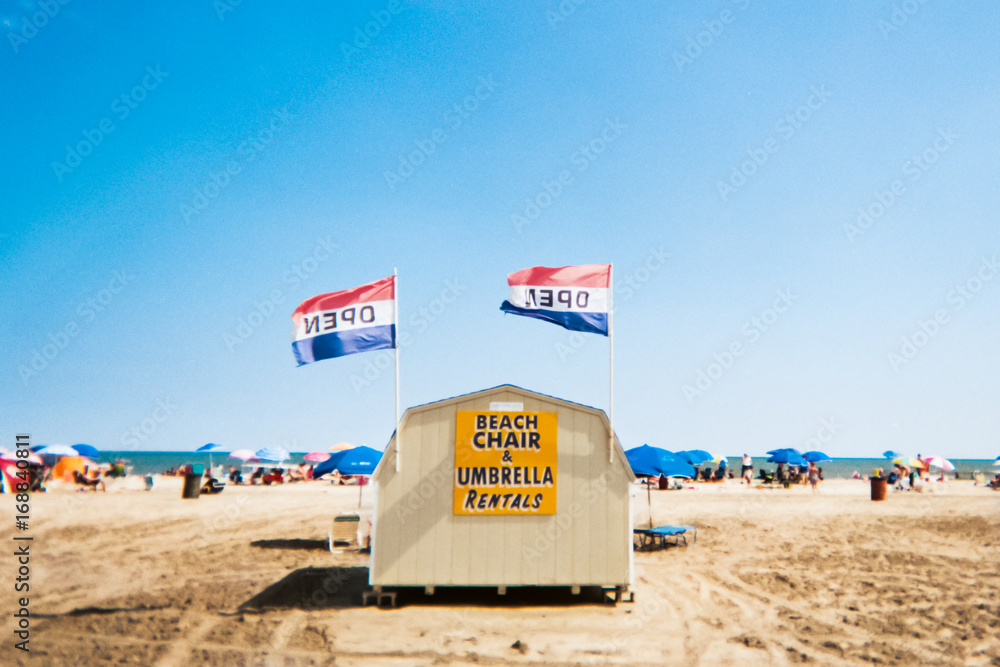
[26,465,49,493]
[776,463,787,484]
[263,468,284,485]
[201,472,225,494]
[306,464,314,481]
[250,467,264,485]
[73,469,105,492]
[987,473,1000,490]
[228,466,243,484]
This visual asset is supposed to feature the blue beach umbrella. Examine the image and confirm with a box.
[883,450,904,459]
[313,446,382,477]
[676,449,713,466]
[674,451,699,465]
[625,445,696,479]
[625,445,696,529]
[197,443,227,470]
[314,445,383,507]
[767,449,807,466]
[255,447,290,463]
[803,451,832,463]
[72,444,100,459]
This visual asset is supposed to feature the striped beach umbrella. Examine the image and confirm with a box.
[924,456,954,471]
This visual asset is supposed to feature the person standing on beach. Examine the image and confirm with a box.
[808,462,820,494]
[741,453,752,478]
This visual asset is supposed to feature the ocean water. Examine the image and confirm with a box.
[92,452,997,479]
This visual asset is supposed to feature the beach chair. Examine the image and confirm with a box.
[329,514,360,550]
[633,525,697,550]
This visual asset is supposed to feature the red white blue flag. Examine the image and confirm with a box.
[500,264,611,336]
[292,276,396,366]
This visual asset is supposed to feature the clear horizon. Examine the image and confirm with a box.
[4,2,999,459]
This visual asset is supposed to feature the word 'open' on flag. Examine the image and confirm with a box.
[499,264,611,336]
[291,276,396,366]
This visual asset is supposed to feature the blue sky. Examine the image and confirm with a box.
[3,1,998,459]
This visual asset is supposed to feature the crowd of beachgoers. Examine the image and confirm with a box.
[647,455,1000,492]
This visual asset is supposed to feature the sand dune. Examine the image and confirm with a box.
[2,478,998,666]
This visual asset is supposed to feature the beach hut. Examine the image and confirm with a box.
[369,384,636,603]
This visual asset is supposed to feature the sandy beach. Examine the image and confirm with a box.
[3,477,998,666]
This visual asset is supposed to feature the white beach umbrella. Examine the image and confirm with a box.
[924,456,954,471]
[36,444,80,457]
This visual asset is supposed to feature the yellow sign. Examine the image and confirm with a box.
[454,411,557,515]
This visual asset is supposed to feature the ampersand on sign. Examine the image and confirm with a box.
[501,450,513,463]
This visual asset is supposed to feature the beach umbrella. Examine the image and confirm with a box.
[35,444,80,457]
[767,449,807,466]
[883,450,904,459]
[674,451,700,465]
[676,449,714,465]
[803,451,832,463]
[229,449,256,461]
[314,446,383,507]
[892,456,922,469]
[626,445,670,476]
[924,456,954,471]
[314,446,382,477]
[197,443,226,470]
[255,447,290,463]
[625,446,696,478]
[304,451,331,462]
[72,444,100,459]
[0,450,43,465]
[625,446,696,529]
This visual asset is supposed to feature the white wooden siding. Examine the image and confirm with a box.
[371,386,633,588]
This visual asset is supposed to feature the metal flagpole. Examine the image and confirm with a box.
[608,264,614,464]
[394,268,402,473]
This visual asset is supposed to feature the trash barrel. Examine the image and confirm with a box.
[658,475,669,490]
[182,464,204,499]
[870,476,888,501]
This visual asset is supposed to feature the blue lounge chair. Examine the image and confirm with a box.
[634,525,697,549]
